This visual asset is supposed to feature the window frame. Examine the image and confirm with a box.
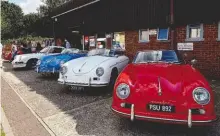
[186,23,204,42]
[139,29,150,43]
[157,28,169,41]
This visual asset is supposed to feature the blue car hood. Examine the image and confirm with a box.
[40,53,87,68]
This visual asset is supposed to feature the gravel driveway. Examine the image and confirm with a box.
[2,61,220,136]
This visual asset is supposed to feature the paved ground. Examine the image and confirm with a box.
[1,77,50,136]
[1,61,220,136]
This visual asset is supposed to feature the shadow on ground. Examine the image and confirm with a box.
[2,61,220,136]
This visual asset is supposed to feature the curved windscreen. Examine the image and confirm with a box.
[87,49,106,56]
[87,49,124,57]
[40,47,50,53]
[61,48,79,54]
[134,50,179,63]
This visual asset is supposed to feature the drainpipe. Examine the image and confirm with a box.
[82,35,85,51]
[170,0,175,50]
[53,18,57,42]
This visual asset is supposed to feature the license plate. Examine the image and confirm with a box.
[147,104,175,113]
[70,86,84,91]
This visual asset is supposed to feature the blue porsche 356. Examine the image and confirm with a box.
[35,48,87,75]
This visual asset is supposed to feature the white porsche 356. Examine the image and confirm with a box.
[12,46,64,69]
[58,48,129,88]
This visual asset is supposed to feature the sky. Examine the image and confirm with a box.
[8,0,44,14]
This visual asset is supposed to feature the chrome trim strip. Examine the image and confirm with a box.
[158,76,162,96]
[111,108,216,123]
[58,81,108,87]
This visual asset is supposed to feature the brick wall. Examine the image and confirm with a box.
[124,24,220,78]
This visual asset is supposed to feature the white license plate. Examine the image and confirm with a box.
[70,86,84,91]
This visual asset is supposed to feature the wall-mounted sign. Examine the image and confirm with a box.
[84,36,89,43]
[106,34,112,38]
[177,43,193,51]
[89,36,95,47]
[149,29,157,35]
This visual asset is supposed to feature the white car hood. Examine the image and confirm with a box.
[20,53,45,58]
[71,56,113,74]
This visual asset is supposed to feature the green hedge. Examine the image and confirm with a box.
[1,35,53,45]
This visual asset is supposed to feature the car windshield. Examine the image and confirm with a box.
[133,50,179,63]
[48,47,63,53]
[87,49,106,56]
[61,48,79,54]
[87,49,124,57]
[40,47,50,53]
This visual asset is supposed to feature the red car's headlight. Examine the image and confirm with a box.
[193,87,210,105]
[116,83,130,99]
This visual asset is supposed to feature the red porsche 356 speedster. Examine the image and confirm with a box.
[111,50,217,128]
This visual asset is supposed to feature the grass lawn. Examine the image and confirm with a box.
[1,129,5,136]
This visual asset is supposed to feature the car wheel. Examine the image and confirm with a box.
[26,59,38,69]
[109,68,118,90]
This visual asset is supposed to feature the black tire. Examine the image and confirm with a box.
[109,68,118,90]
[26,59,38,69]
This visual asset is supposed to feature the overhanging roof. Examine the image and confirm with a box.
[51,0,100,18]
[51,0,220,36]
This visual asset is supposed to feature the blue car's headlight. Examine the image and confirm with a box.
[60,60,65,66]
[36,60,41,66]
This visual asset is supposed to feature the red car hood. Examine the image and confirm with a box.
[118,63,211,103]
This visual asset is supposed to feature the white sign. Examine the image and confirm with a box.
[149,29,157,35]
[89,37,95,47]
[177,43,193,51]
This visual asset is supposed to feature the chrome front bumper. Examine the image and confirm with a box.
[111,106,217,128]
[12,61,26,68]
[58,79,108,87]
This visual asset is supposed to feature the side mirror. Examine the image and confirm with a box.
[191,59,197,66]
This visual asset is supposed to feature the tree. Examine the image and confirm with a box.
[1,1,23,39]
[38,0,70,17]
[22,13,40,36]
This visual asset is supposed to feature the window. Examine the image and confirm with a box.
[113,32,125,50]
[157,28,169,40]
[186,24,204,41]
[139,29,149,43]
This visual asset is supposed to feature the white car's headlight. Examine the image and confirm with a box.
[60,66,68,75]
[96,67,104,77]
[37,60,41,65]
[193,87,210,105]
[116,83,130,99]
[16,56,22,61]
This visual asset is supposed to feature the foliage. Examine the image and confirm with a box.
[1,0,68,41]
[38,0,70,16]
[1,1,23,39]
[1,128,5,136]
[1,36,53,45]
[22,14,40,36]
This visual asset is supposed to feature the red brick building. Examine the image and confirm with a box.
[124,24,220,77]
[51,0,220,78]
